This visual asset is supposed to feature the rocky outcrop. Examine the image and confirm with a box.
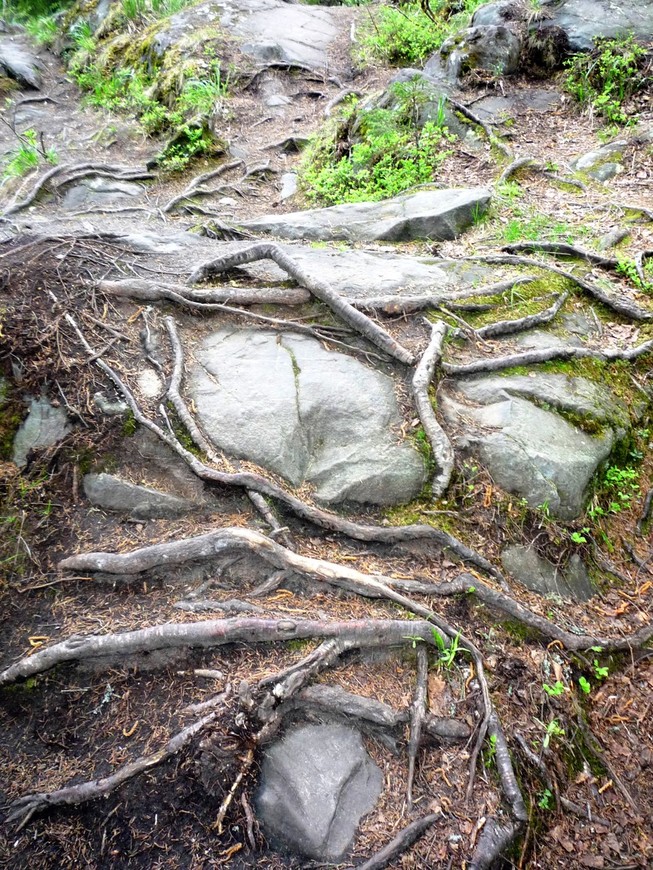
[241,188,491,243]
[189,328,426,505]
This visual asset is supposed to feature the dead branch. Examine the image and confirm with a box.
[634,250,653,285]
[0,617,440,686]
[411,319,454,496]
[5,705,225,829]
[355,813,440,870]
[462,254,653,322]
[637,487,653,536]
[187,243,415,365]
[475,291,568,339]
[443,340,653,377]
[406,645,428,810]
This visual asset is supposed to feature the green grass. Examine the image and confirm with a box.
[1,129,58,179]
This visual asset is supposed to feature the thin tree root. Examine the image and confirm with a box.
[355,813,440,870]
[475,291,568,339]
[411,319,454,497]
[406,645,428,810]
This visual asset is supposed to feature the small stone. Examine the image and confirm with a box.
[256,724,383,860]
[83,473,197,519]
[12,397,71,467]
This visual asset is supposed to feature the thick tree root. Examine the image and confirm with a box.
[187,242,415,364]
[0,617,441,686]
[98,277,312,307]
[355,813,440,870]
[443,340,653,377]
[58,527,653,653]
[475,291,568,339]
[411,319,454,496]
[503,241,619,269]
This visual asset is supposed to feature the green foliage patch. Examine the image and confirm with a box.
[300,77,454,204]
[564,35,651,125]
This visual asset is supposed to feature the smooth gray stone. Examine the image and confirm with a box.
[242,188,491,243]
[62,177,144,209]
[0,40,41,88]
[13,397,71,467]
[571,141,625,176]
[450,372,628,428]
[502,545,595,601]
[83,473,197,519]
[544,0,653,51]
[189,328,426,505]
[279,172,298,200]
[153,0,340,69]
[256,724,383,860]
[439,24,522,78]
[439,390,614,519]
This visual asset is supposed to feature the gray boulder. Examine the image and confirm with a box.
[153,0,340,69]
[0,40,41,89]
[189,328,426,505]
[83,473,198,519]
[62,177,145,210]
[13,398,71,467]
[256,724,383,861]
[472,0,525,27]
[439,381,615,519]
[242,188,491,243]
[502,545,595,601]
[544,0,653,51]
[439,24,522,78]
[571,140,626,181]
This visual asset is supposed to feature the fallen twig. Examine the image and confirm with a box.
[406,645,428,810]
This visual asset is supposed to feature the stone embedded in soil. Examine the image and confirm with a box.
[12,397,71,468]
[255,723,383,861]
[241,188,491,243]
[62,177,145,210]
[438,24,522,79]
[83,473,198,519]
[152,0,341,70]
[439,381,615,520]
[0,39,41,89]
[188,328,426,505]
[502,545,595,601]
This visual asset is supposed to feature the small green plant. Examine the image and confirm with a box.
[593,660,609,680]
[483,732,497,767]
[564,35,650,125]
[541,718,565,750]
[434,628,461,668]
[616,256,653,293]
[569,527,590,544]
[578,676,591,694]
[543,681,566,697]
[537,787,554,809]
[24,14,59,45]
[1,128,57,179]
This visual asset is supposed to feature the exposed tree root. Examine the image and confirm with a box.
[474,291,568,339]
[5,705,226,829]
[98,277,312,306]
[187,242,415,364]
[463,253,653,321]
[406,645,428,810]
[443,340,653,377]
[0,617,439,687]
[3,163,151,218]
[355,813,440,870]
[412,319,454,497]
[63,310,501,579]
[162,159,245,213]
[58,527,653,653]
[447,96,512,158]
[637,487,653,536]
[503,241,619,269]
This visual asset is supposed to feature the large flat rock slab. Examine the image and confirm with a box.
[242,188,491,243]
[256,724,383,860]
[189,328,426,504]
[440,377,616,519]
[153,0,341,69]
[546,0,653,51]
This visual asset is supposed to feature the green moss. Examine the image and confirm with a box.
[121,411,138,437]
